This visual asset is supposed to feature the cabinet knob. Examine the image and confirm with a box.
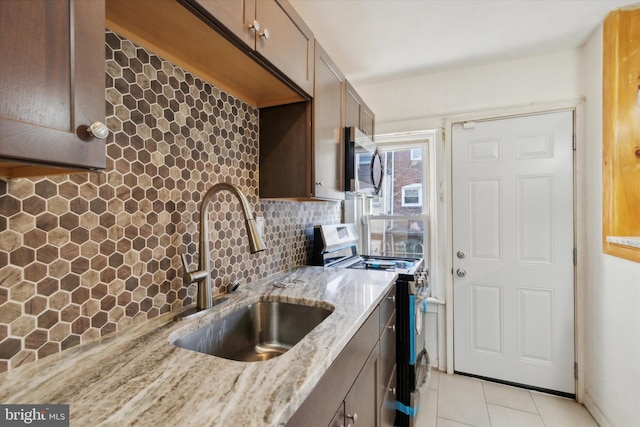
[249,20,260,32]
[260,28,271,40]
[387,387,396,395]
[387,324,396,332]
[315,181,324,187]
[346,413,358,424]
[87,122,109,140]
[386,295,395,303]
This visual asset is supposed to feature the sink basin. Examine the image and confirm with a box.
[171,300,333,362]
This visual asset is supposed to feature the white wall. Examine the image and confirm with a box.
[581,25,640,427]
[357,49,583,133]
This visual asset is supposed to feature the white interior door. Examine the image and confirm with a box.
[452,111,575,394]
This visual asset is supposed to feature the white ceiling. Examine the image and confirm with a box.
[289,0,637,85]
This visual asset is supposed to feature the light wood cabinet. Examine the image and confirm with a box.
[602,6,640,262]
[0,0,106,179]
[188,0,314,96]
[259,40,345,200]
[345,81,375,138]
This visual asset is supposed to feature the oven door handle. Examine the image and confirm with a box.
[415,348,431,394]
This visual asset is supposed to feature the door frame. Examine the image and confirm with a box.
[442,99,586,402]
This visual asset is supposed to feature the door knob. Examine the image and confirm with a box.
[456,268,466,277]
[456,250,466,259]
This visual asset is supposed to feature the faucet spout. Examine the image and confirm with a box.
[184,182,266,311]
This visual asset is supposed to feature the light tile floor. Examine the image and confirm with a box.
[415,370,599,427]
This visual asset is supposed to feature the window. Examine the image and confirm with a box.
[411,148,422,160]
[402,184,422,207]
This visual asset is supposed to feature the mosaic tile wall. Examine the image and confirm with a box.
[0,30,342,373]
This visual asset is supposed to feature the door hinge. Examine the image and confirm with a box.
[572,134,576,150]
[573,248,577,266]
[574,362,578,379]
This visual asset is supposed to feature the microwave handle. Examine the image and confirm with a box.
[370,149,384,195]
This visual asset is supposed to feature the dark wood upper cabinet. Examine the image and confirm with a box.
[0,0,107,179]
[345,81,375,138]
[258,41,345,200]
[312,41,345,200]
[187,0,314,97]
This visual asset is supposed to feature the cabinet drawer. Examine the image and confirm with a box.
[379,285,396,335]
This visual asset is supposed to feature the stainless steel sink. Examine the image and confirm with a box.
[171,300,333,362]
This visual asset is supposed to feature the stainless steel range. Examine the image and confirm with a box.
[311,223,430,427]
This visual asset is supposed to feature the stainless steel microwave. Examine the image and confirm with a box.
[344,127,384,195]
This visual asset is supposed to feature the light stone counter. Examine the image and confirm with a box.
[0,266,397,426]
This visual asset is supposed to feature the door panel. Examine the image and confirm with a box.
[516,175,553,263]
[469,283,503,356]
[468,178,502,261]
[453,111,575,394]
[517,288,554,363]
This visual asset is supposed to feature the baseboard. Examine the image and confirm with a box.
[583,392,614,427]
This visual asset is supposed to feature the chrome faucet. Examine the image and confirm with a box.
[181,182,266,310]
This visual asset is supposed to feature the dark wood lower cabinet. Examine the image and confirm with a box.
[328,403,345,427]
[343,343,380,427]
[286,284,396,427]
[380,366,398,427]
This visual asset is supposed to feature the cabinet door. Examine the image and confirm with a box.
[344,82,361,131]
[379,311,396,403]
[188,0,256,48]
[0,0,106,175]
[344,81,375,138]
[328,402,345,427]
[380,366,397,427]
[312,41,345,200]
[256,0,314,95]
[361,104,375,138]
[345,343,379,427]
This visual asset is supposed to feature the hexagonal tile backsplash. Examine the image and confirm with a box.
[0,31,341,373]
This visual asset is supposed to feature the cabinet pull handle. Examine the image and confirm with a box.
[249,20,260,32]
[346,412,358,424]
[260,28,271,40]
[87,122,109,140]
[387,324,396,332]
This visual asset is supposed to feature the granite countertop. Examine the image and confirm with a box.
[0,266,396,426]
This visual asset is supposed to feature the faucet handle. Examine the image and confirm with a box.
[181,254,208,285]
